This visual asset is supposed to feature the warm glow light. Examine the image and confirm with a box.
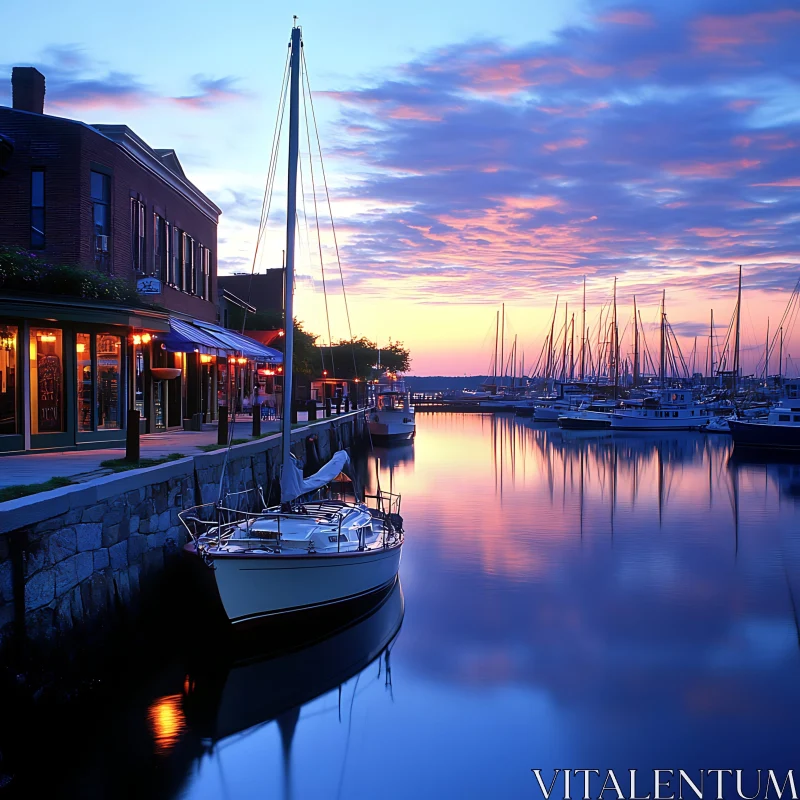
[323,370,328,376]
[147,694,186,755]
[76,343,85,353]
[237,357,247,364]
[38,333,57,342]
[141,333,152,344]
[132,334,142,345]
[278,329,285,337]
[200,354,213,364]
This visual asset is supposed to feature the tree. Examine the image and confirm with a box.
[227,307,318,376]
[318,337,411,380]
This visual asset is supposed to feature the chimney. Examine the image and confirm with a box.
[12,67,45,114]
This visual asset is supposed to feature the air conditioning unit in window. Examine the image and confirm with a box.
[95,234,109,252]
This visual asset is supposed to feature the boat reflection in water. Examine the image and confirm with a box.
[183,579,404,797]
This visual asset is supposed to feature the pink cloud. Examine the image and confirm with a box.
[386,105,442,122]
[598,9,655,27]
[751,178,800,187]
[727,99,758,112]
[543,137,589,152]
[664,159,760,178]
[691,9,800,55]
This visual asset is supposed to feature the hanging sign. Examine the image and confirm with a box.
[137,277,162,295]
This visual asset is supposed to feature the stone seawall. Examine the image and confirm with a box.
[0,411,366,652]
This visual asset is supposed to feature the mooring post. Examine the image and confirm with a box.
[307,399,317,420]
[325,398,332,417]
[126,409,140,462]
[218,403,228,445]
[252,404,261,437]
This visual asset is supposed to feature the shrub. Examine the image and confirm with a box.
[0,246,141,304]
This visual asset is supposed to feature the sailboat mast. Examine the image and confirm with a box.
[548,296,558,382]
[561,302,568,382]
[499,303,505,389]
[660,290,666,388]
[779,326,783,386]
[612,277,618,399]
[492,310,499,387]
[570,313,575,380]
[633,295,639,388]
[709,309,714,383]
[733,264,742,392]
[281,23,301,472]
[580,275,586,381]
[764,317,770,380]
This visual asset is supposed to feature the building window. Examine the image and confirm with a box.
[77,333,123,432]
[97,334,122,429]
[194,243,204,297]
[77,333,92,432]
[30,327,64,434]
[0,325,18,436]
[154,214,168,281]
[172,227,182,288]
[779,414,790,422]
[183,233,194,293]
[31,170,45,249]
[203,248,211,300]
[131,197,146,273]
[91,171,111,271]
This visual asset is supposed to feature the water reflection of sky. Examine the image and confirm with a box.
[126,415,800,798]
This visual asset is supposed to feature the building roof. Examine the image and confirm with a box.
[92,124,221,220]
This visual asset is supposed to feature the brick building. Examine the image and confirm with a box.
[0,67,279,453]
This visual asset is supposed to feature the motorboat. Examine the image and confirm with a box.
[729,380,800,452]
[557,400,617,430]
[534,393,593,422]
[610,388,713,431]
[704,415,733,434]
[181,23,404,624]
[368,375,415,442]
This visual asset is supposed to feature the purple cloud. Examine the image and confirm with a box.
[316,0,800,335]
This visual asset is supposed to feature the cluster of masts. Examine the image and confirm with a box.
[485,266,800,393]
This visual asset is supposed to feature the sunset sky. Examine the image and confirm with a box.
[4,0,799,376]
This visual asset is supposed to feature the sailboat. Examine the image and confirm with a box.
[180,22,403,624]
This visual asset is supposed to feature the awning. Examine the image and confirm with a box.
[193,320,283,363]
[159,317,283,362]
[160,318,228,355]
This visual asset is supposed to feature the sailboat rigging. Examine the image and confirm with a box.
[180,21,404,624]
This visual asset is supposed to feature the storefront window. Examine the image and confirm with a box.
[97,334,121,429]
[0,325,18,436]
[30,327,64,435]
[77,332,92,431]
[134,343,145,418]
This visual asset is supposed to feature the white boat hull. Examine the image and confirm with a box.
[194,541,403,624]
[368,420,415,441]
[610,412,709,431]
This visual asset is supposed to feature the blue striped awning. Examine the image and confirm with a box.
[193,320,283,363]
[159,318,229,355]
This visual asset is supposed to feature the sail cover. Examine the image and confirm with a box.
[280,450,351,504]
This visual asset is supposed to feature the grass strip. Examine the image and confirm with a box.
[98,453,187,472]
[0,476,73,503]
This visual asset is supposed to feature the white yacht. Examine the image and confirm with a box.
[557,400,617,430]
[610,388,712,431]
[368,375,415,442]
[181,23,403,624]
[534,392,593,422]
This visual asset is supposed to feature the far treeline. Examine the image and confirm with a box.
[229,308,411,379]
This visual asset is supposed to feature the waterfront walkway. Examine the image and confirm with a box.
[0,415,288,489]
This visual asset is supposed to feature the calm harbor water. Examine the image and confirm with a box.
[24,413,800,798]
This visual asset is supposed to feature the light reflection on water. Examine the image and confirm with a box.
[52,414,800,798]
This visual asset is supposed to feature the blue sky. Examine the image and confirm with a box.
[2,0,799,374]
